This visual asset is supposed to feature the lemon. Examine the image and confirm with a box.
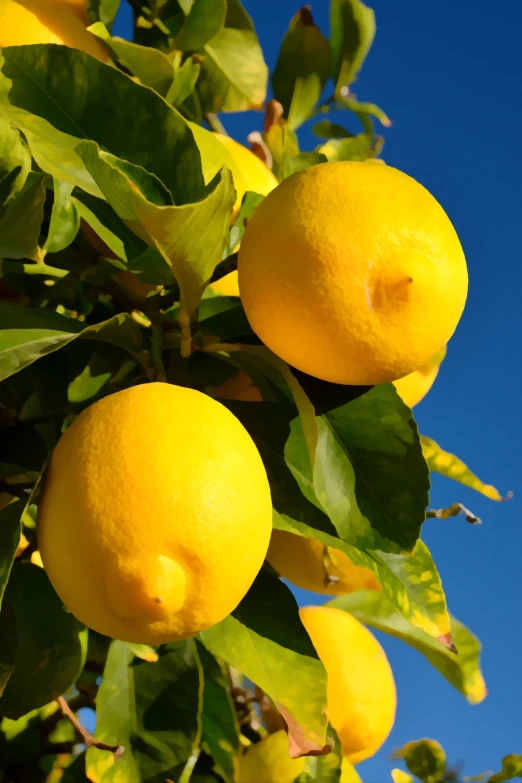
[212,370,262,402]
[37,383,272,644]
[238,730,305,783]
[300,605,396,764]
[267,530,380,595]
[0,0,108,60]
[209,134,278,297]
[238,161,467,385]
[393,346,446,408]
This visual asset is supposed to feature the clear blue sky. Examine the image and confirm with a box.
[115,2,522,779]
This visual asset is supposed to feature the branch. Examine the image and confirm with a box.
[426,503,481,525]
[57,696,125,756]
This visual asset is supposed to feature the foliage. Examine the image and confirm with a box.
[0,0,508,780]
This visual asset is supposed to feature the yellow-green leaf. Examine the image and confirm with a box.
[420,436,507,501]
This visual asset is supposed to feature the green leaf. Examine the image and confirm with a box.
[290,384,430,554]
[0,497,25,609]
[393,739,447,783]
[166,56,202,107]
[0,563,88,719]
[489,755,522,783]
[330,0,376,93]
[196,0,268,113]
[0,603,17,698]
[226,401,450,641]
[91,24,176,96]
[0,45,204,204]
[265,124,300,181]
[201,567,330,757]
[44,179,80,255]
[87,639,202,782]
[272,7,331,130]
[300,727,347,782]
[77,140,235,323]
[284,151,328,176]
[0,172,47,260]
[312,120,353,138]
[420,435,507,501]
[0,117,31,211]
[0,306,147,381]
[196,641,239,783]
[73,192,147,262]
[338,95,391,128]
[87,0,121,27]
[175,0,227,50]
[319,134,373,161]
[329,591,486,704]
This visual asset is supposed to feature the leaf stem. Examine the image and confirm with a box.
[57,696,125,756]
[178,748,201,783]
[205,113,227,135]
[151,324,166,381]
[1,260,69,278]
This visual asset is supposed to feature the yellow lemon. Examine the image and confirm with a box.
[239,162,467,385]
[0,0,108,61]
[238,730,306,783]
[267,530,380,595]
[300,605,396,764]
[37,382,272,644]
[393,346,446,408]
[206,134,278,297]
[212,370,263,402]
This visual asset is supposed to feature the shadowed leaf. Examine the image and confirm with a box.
[489,754,522,783]
[0,172,47,260]
[0,603,17,697]
[44,179,79,255]
[0,563,88,718]
[0,498,25,608]
[330,0,376,93]
[393,738,447,783]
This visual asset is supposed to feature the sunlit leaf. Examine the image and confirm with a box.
[201,567,330,757]
[0,116,31,211]
[44,179,80,255]
[393,738,447,783]
[272,7,331,129]
[319,134,374,161]
[167,56,202,107]
[174,0,227,51]
[421,436,507,501]
[228,399,450,642]
[329,591,486,703]
[489,754,522,783]
[330,0,376,93]
[196,0,268,113]
[0,45,204,204]
[0,563,88,719]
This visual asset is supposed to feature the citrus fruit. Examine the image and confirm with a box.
[206,133,278,297]
[267,530,380,595]
[238,161,467,385]
[212,370,263,402]
[238,730,306,783]
[300,605,396,764]
[0,0,108,61]
[37,382,272,644]
[393,346,446,408]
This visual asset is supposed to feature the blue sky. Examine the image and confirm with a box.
[115,2,522,779]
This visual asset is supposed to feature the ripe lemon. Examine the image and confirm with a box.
[0,0,108,61]
[37,383,272,644]
[238,161,467,385]
[209,134,278,297]
[238,730,306,783]
[300,605,396,764]
[267,530,380,595]
[212,370,263,402]
[393,346,446,408]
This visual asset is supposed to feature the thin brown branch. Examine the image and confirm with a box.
[57,696,125,756]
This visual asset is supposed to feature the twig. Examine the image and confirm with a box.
[201,342,242,354]
[426,503,481,525]
[57,696,125,756]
